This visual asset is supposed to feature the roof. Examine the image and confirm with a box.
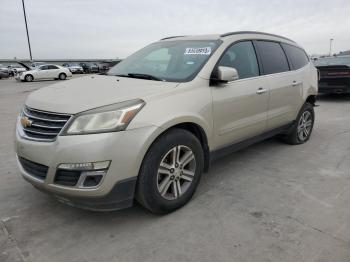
[161,31,296,44]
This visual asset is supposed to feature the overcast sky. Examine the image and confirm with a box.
[1,0,350,59]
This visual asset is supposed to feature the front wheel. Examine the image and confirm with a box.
[282,102,315,145]
[136,129,204,214]
[25,74,33,82]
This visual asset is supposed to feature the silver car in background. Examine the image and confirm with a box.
[62,63,84,74]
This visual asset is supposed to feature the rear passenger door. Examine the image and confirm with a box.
[47,65,60,78]
[211,41,269,148]
[254,41,301,130]
[281,43,310,113]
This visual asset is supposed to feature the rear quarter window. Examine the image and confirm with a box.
[282,44,309,70]
[255,41,290,75]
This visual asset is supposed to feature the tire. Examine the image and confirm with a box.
[282,102,314,145]
[136,128,204,214]
[59,73,67,80]
[25,74,33,82]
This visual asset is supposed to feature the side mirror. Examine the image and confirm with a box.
[216,66,239,83]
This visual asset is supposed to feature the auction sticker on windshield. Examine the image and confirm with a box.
[184,47,211,55]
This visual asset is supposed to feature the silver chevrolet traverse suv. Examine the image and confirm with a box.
[15,31,318,214]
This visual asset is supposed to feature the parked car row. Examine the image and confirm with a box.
[0,64,27,78]
[0,60,121,81]
[27,61,115,74]
[15,63,72,82]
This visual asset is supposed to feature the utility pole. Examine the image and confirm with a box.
[329,38,334,57]
[22,0,33,61]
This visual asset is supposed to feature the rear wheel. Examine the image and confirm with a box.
[282,102,314,145]
[59,73,67,80]
[25,74,33,82]
[136,129,204,214]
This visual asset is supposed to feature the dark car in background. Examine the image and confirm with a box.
[97,61,122,73]
[314,56,350,94]
[97,62,110,73]
[79,62,99,73]
[0,64,10,79]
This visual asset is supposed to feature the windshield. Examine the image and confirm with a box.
[314,57,350,66]
[108,40,221,82]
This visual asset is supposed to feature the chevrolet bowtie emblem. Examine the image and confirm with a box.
[21,116,32,127]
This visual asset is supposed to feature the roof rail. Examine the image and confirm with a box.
[161,35,187,40]
[220,31,295,43]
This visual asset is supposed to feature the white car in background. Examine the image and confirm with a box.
[16,64,72,82]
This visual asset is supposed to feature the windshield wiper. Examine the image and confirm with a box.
[115,73,164,81]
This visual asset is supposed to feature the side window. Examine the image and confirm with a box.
[282,44,309,70]
[255,41,289,75]
[48,65,58,70]
[39,65,48,70]
[218,41,259,79]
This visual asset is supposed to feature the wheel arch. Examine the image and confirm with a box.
[168,122,210,172]
[140,120,211,174]
[25,73,34,81]
[305,95,316,106]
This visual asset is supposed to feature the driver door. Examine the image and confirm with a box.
[35,65,49,79]
[211,41,269,148]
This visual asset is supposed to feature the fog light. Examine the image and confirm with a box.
[56,161,110,188]
[82,171,104,187]
[58,161,110,171]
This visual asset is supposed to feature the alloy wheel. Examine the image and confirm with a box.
[297,111,313,141]
[156,145,196,200]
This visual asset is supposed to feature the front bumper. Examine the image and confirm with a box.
[15,74,24,81]
[15,125,160,210]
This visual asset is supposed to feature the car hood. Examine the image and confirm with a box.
[17,62,31,70]
[26,75,179,114]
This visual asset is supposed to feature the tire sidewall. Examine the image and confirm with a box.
[294,103,315,144]
[25,74,33,82]
[137,129,204,213]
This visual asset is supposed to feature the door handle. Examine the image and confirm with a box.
[256,87,267,94]
[292,81,300,87]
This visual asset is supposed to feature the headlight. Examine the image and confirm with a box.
[63,99,145,135]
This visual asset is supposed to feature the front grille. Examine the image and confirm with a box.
[21,107,71,141]
[18,157,48,180]
[54,169,81,186]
